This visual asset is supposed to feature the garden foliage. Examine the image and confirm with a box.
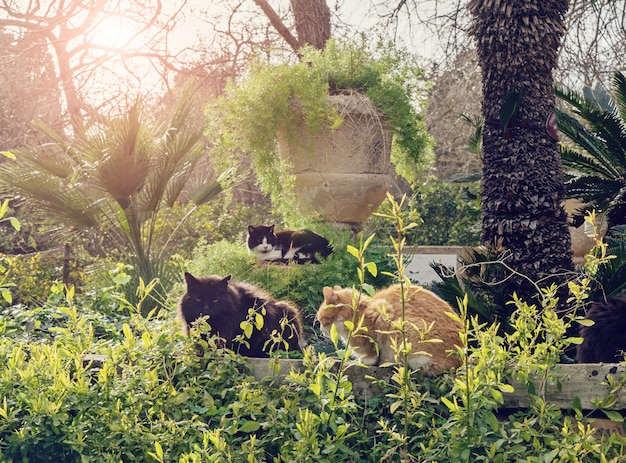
[1,197,626,462]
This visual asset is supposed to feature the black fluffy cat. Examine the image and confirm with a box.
[577,295,626,363]
[177,272,303,357]
[247,224,333,264]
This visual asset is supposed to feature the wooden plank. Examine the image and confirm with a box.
[248,359,626,411]
[503,363,626,410]
[86,355,626,412]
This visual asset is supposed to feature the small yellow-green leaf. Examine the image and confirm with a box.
[441,396,458,412]
[491,388,504,404]
[362,233,376,251]
[154,441,163,460]
[343,320,354,332]
[330,322,339,346]
[346,245,359,258]
[500,384,515,394]
[1,289,12,304]
[9,217,20,231]
[445,311,462,324]
[1,151,16,160]
[390,401,402,414]
[122,323,134,341]
[362,283,375,297]
[577,319,595,327]
[365,262,377,277]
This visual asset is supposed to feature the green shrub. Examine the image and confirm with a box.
[365,181,481,247]
[1,277,625,461]
[2,199,626,461]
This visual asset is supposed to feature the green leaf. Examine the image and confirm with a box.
[491,388,504,404]
[1,289,12,304]
[154,441,163,460]
[255,313,264,329]
[1,151,16,160]
[500,384,515,394]
[441,396,458,412]
[362,233,376,251]
[346,245,359,258]
[362,283,375,297]
[113,274,131,286]
[602,410,624,422]
[122,323,134,341]
[239,420,261,433]
[9,217,20,231]
[390,401,402,414]
[365,262,378,277]
[577,319,595,327]
[330,322,339,347]
[0,200,7,218]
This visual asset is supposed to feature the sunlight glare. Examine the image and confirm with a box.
[89,15,138,52]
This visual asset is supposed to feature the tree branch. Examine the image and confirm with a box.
[252,0,301,53]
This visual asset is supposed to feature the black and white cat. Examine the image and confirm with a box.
[246,224,333,264]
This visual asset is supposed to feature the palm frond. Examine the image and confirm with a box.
[556,109,622,178]
[556,73,626,229]
[461,114,484,157]
[10,144,75,179]
[614,72,626,124]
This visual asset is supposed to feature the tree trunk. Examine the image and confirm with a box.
[291,0,331,50]
[468,1,575,318]
[255,0,331,53]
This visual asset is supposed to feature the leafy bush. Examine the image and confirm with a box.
[1,272,625,461]
[2,197,626,461]
[365,181,481,247]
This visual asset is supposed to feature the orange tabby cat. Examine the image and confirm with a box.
[317,284,462,372]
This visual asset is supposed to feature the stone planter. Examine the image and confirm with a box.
[278,93,394,224]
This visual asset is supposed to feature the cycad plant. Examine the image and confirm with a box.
[0,96,237,314]
[555,71,626,230]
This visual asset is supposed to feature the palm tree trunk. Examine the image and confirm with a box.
[469,1,574,317]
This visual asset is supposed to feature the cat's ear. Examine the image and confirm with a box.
[333,285,342,291]
[322,286,338,305]
[221,275,232,286]
[247,225,254,234]
[184,272,199,288]
[269,224,275,233]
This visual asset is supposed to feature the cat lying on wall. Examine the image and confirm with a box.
[247,224,332,264]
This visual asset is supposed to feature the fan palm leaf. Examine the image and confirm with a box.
[0,93,238,314]
[555,71,626,229]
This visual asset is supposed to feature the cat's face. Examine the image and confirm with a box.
[316,286,360,339]
[247,224,278,255]
[182,272,233,318]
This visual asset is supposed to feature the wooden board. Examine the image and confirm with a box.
[85,355,626,411]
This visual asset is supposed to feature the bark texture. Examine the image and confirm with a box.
[291,0,331,50]
[468,0,575,315]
